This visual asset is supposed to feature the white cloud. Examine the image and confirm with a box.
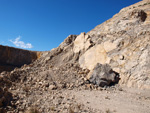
[9,36,33,49]
[0,41,4,44]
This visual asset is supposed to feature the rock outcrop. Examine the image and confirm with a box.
[0,45,41,73]
[73,33,92,53]
[77,0,150,89]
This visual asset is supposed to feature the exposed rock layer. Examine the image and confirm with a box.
[78,0,150,89]
[0,45,41,72]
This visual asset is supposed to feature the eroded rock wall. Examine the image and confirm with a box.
[0,45,41,72]
[73,0,150,89]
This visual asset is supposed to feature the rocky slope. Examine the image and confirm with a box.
[0,0,150,113]
[84,0,150,89]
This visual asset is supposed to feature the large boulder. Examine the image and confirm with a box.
[87,63,120,87]
[73,32,92,53]
[79,41,117,70]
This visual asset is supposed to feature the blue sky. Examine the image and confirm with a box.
[0,0,141,51]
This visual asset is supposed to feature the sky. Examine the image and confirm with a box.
[0,0,141,51]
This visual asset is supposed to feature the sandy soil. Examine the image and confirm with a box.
[63,87,150,113]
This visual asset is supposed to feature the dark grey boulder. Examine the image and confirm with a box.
[88,63,120,87]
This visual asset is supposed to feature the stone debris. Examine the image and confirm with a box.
[0,0,150,112]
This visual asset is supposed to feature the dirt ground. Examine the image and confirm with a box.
[63,86,150,113]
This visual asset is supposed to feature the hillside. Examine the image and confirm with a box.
[0,0,150,113]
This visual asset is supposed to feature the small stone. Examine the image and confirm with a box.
[49,85,57,90]
[119,55,124,60]
[45,83,49,87]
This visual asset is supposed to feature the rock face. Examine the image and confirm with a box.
[87,63,120,87]
[59,35,78,49]
[79,44,108,70]
[77,0,150,89]
[0,45,41,72]
[73,32,92,53]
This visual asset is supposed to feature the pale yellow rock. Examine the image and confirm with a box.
[79,41,117,70]
[113,68,120,73]
[79,44,107,70]
[105,57,111,64]
[73,33,85,53]
[73,32,91,53]
[84,39,91,52]
[103,41,117,52]
[145,10,150,24]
